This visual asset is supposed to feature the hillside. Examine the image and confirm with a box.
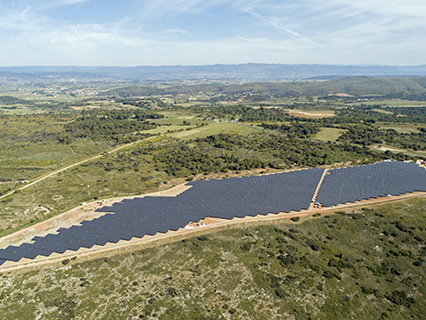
[0,197,424,319]
[102,77,426,99]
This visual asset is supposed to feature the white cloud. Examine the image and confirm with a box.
[0,0,425,65]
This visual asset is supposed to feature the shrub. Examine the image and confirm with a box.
[310,243,321,251]
[385,290,415,307]
[166,287,178,297]
[274,287,286,298]
[278,254,297,265]
[229,308,237,314]
[240,243,252,251]
[323,268,341,280]
[413,260,423,267]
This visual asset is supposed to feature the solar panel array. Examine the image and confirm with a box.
[316,161,426,207]
[0,168,324,265]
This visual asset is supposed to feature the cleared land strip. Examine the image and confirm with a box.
[309,169,328,209]
[0,192,423,273]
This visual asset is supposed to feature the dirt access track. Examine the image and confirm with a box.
[0,188,424,274]
[0,136,161,202]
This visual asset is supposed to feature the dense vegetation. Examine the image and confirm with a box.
[197,105,426,125]
[337,127,426,150]
[60,109,164,143]
[0,198,424,319]
[0,95,28,105]
[116,97,168,108]
[191,105,426,151]
[203,105,293,122]
[150,133,400,177]
[324,107,426,124]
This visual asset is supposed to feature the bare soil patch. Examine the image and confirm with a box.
[288,111,335,119]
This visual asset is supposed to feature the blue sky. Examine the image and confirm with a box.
[1,0,425,66]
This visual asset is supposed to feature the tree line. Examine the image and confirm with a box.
[147,133,413,177]
[337,126,426,151]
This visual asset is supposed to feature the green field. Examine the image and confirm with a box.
[173,121,261,140]
[0,105,45,115]
[312,128,345,142]
[379,124,422,134]
[0,114,114,181]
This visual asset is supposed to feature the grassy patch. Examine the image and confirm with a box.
[0,150,169,236]
[379,124,422,134]
[0,114,115,181]
[171,121,260,140]
[312,128,345,141]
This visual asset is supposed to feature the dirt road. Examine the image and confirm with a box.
[0,136,160,201]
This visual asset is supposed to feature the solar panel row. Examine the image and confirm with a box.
[0,168,323,264]
[0,161,424,265]
[316,161,426,207]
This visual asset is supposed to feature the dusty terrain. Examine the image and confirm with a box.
[288,111,335,118]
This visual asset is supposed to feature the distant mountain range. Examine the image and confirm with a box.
[102,76,426,100]
[1,64,426,82]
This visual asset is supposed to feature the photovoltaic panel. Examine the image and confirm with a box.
[316,161,426,207]
[1,162,424,266]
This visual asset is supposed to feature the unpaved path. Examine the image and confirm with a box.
[372,145,426,158]
[0,136,160,201]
